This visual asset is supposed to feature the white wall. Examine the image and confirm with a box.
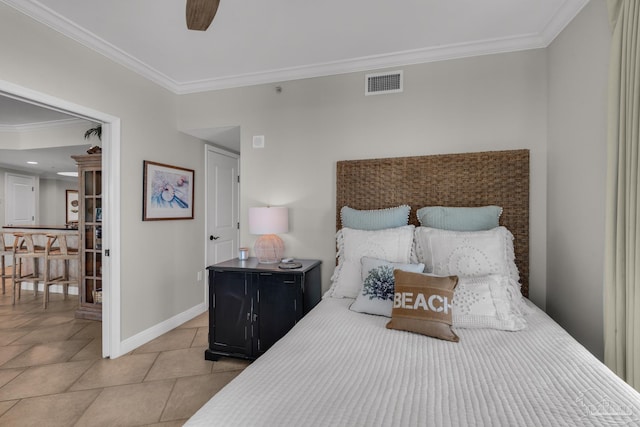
[0,3,207,341]
[178,50,549,308]
[547,0,610,360]
[39,178,77,225]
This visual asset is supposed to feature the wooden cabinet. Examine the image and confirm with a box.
[205,258,321,361]
[72,154,102,321]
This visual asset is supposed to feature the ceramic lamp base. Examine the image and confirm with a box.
[254,234,284,264]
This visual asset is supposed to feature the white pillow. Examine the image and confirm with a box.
[328,226,415,299]
[453,275,526,331]
[349,257,425,317]
[414,226,520,283]
[414,226,525,313]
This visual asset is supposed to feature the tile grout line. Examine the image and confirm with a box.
[71,387,103,427]
[0,368,27,401]
[0,399,19,421]
[63,357,100,394]
[187,326,200,348]
[156,377,179,424]
[141,351,163,383]
[0,343,34,368]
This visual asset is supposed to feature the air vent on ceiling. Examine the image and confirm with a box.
[365,70,403,96]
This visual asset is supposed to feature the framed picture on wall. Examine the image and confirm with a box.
[66,190,79,224]
[142,160,194,220]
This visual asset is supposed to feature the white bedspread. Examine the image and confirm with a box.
[186,298,640,426]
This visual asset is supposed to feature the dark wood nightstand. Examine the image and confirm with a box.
[205,258,321,361]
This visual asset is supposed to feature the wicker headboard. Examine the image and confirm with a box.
[336,149,530,297]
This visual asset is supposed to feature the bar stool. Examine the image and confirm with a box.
[43,233,79,309]
[0,233,14,295]
[11,232,47,305]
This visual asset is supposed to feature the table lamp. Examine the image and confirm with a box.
[249,206,288,263]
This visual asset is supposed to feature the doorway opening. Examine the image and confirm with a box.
[0,79,121,358]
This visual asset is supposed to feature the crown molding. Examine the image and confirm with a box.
[3,0,588,95]
[539,0,589,46]
[0,117,87,133]
[176,33,548,94]
[2,0,181,93]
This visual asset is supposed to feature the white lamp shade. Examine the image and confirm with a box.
[249,207,289,235]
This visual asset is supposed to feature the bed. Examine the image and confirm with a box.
[186,150,640,426]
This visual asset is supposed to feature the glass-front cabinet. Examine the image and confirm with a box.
[72,154,102,321]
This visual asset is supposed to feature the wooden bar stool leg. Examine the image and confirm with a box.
[0,233,11,296]
[1,254,5,295]
[11,258,16,305]
[33,257,39,298]
[63,259,69,300]
[43,257,49,309]
[12,257,22,305]
[42,233,79,309]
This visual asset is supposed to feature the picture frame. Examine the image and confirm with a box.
[65,190,79,224]
[142,160,194,221]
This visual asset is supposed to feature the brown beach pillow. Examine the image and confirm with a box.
[386,270,459,342]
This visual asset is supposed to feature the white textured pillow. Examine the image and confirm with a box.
[414,226,520,283]
[453,275,526,331]
[329,226,415,298]
[414,226,525,313]
[349,257,425,317]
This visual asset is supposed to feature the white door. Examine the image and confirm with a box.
[206,147,240,266]
[5,173,37,226]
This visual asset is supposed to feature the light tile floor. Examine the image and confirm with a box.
[0,277,249,426]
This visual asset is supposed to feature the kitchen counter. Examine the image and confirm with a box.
[2,225,78,232]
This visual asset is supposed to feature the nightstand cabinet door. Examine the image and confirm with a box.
[255,273,302,357]
[209,270,252,357]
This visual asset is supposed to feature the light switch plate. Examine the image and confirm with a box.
[252,135,265,148]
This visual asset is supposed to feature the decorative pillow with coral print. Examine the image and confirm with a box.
[349,257,425,317]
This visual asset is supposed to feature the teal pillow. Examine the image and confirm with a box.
[417,206,502,231]
[340,205,410,230]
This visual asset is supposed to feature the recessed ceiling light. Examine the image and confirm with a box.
[57,172,78,177]
[26,161,38,165]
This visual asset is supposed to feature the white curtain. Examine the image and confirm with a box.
[605,0,640,390]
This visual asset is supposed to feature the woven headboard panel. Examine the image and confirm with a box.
[336,149,530,297]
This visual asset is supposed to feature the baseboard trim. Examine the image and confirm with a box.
[115,303,207,357]
[20,282,79,295]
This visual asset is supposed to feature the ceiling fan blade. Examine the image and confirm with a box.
[186,0,220,31]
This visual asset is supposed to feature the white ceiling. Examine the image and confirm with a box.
[0,96,94,180]
[0,143,90,181]
[0,96,74,126]
[2,0,589,94]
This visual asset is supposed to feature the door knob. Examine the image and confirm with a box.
[210,235,220,240]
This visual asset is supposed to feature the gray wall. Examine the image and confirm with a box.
[39,178,78,225]
[547,0,610,360]
[179,50,550,308]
